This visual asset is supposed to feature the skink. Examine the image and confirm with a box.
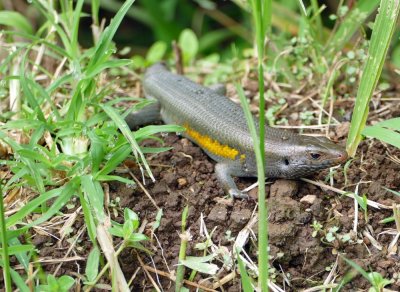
[126,63,348,198]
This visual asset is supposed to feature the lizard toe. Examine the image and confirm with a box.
[229,189,249,199]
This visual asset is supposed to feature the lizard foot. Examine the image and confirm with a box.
[228,189,249,199]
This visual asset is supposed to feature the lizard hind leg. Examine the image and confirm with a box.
[208,83,226,95]
[125,100,161,129]
[214,161,248,199]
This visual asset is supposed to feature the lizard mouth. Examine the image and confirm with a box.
[333,150,348,164]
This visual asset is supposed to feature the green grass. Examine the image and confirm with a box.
[346,0,400,157]
[362,117,400,149]
[235,0,272,290]
[175,206,189,291]
[236,248,254,291]
[336,256,394,291]
[326,0,380,54]
[0,0,182,289]
[0,183,12,291]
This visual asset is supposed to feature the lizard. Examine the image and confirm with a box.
[126,63,348,198]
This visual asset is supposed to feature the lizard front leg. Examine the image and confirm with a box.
[215,161,249,199]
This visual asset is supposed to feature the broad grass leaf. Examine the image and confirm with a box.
[86,247,100,282]
[0,11,33,34]
[236,248,253,292]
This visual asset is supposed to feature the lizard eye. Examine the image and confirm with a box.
[309,152,321,160]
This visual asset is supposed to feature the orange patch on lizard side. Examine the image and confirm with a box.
[184,123,244,160]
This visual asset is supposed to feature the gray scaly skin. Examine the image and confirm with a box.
[127,63,348,198]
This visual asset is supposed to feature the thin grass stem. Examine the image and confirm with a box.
[248,0,271,290]
[0,183,12,291]
[175,206,189,292]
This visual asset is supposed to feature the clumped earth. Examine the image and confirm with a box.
[5,79,400,292]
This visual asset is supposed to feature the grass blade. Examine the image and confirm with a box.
[8,238,31,271]
[78,192,97,243]
[85,0,135,75]
[95,144,131,178]
[96,175,135,185]
[327,0,380,53]
[0,11,33,34]
[247,0,271,290]
[81,175,105,223]
[362,118,400,148]
[101,104,155,181]
[236,248,254,291]
[134,124,184,141]
[85,59,132,79]
[2,244,35,255]
[236,83,268,290]
[10,268,30,292]
[70,0,85,59]
[19,52,46,123]
[366,117,400,128]
[86,247,100,283]
[5,188,59,227]
[346,0,400,157]
[26,181,77,228]
[0,183,12,291]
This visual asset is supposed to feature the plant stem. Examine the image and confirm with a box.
[84,241,126,292]
[0,183,12,291]
[175,206,189,292]
[175,231,189,292]
[249,0,271,290]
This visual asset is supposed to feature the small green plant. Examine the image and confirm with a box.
[85,208,148,290]
[325,226,340,243]
[299,110,315,125]
[37,275,75,292]
[179,29,199,65]
[131,40,168,69]
[189,224,218,282]
[109,208,147,244]
[312,222,352,245]
[337,256,394,292]
[367,272,394,292]
[265,97,286,126]
[343,159,354,186]
[311,220,323,237]
[174,207,219,290]
[354,192,369,223]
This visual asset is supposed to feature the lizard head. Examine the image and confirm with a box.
[270,135,348,179]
